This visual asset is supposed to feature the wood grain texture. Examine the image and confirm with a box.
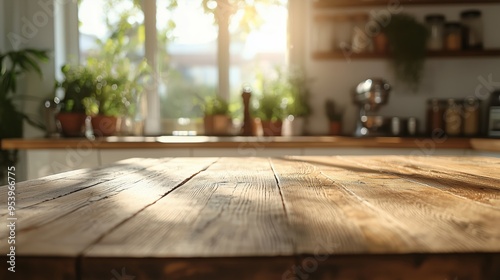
[0,158,163,217]
[0,157,217,256]
[83,157,293,258]
[280,156,500,254]
[270,157,423,255]
[341,156,500,208]
[2,156,500,279]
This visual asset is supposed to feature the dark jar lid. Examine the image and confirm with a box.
[444,22,462,29]
[461,10,482,19]
[425,14,446,22]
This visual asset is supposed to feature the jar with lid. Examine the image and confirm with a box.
[461,10,483,50]
[463,97,479,136]
[444,22,462,51]
[427,99,445,135]
[444,99,462,136]
[425,14,446,51]
[351,13,371,53]
[333,14,353,52]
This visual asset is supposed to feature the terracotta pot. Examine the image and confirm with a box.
[56,113,86,137]
[204,115,231,136]
[374,33,389,53]
[91,115,118,137]
[329,121,342,136]
[261,120,283,136]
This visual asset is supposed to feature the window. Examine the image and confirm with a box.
[78,0,288,135]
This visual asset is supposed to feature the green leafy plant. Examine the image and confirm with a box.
[255,93,286,122]
[59,58,149,117]
[325,99,343,122]
[382,13,428,91]
[203,95,229,116]
[57,64,97,113]
[0,49,49,182]
[283,68,312,117]
[262,67,312,118]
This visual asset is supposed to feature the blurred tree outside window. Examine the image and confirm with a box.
[79,0,288,134]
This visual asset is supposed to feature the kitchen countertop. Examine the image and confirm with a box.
[1,156,499,279]
[2,136,494,150]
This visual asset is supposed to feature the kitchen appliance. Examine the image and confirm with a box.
[488,90,500,137]
[353,78,391,136]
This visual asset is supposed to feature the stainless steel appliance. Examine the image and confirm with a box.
[353,78,391,136]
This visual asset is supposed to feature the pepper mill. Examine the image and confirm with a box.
[241,86,254,136]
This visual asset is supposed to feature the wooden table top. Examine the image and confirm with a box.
[1,156,500,280]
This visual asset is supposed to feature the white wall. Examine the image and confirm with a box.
[2,0,62,180]
[304,3,500,135]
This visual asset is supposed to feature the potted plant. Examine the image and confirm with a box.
[0,49,49,182]
[56,64,96,137]
[203,95,231,136]
[59,58,146,137]
[256,93,286,136]
[382,13,428,91]
[325,99,343,135]
[82,68,125,137]
[282,68,312,136]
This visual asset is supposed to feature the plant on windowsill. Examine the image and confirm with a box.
[59,59,148,137]
[325,99,343,136]
[255,92,286,137]
[202,95,231,136]
[381,13,428,92]
[273,67,312,136]
[56,64,96,137]
[0,48,49,183]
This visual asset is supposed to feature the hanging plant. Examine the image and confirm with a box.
[383,13,428,92]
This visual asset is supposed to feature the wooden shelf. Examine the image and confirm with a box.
[313,49,500,60]
[314,0,500,8]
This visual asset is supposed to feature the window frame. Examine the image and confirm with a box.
[56,0,304,135]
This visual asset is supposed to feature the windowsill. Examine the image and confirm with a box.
[3,136,498,151]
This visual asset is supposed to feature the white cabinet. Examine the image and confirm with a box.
[26,149,100,180]
[303,148,467,156]
[22,147,474,181]
[192,148,303,157]
[100,149,190,165]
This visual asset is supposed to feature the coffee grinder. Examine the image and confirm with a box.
[353,78,391,137]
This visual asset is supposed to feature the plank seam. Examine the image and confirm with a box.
[338,157,500,210]
[268,158,297,257]
[78,158,220,257]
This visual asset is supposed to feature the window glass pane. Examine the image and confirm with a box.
[79,0,145,64]
[78,0,288,135]
[157,0,218,134]
[229,2,288,117]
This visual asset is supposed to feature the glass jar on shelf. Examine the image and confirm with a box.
[460,10,483,50]
[427,98,445,135]
[425,14,446,51]
[332,14,352,52]
[445,99,462,137]
[463,97,479,136]
[444,22,462,51]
